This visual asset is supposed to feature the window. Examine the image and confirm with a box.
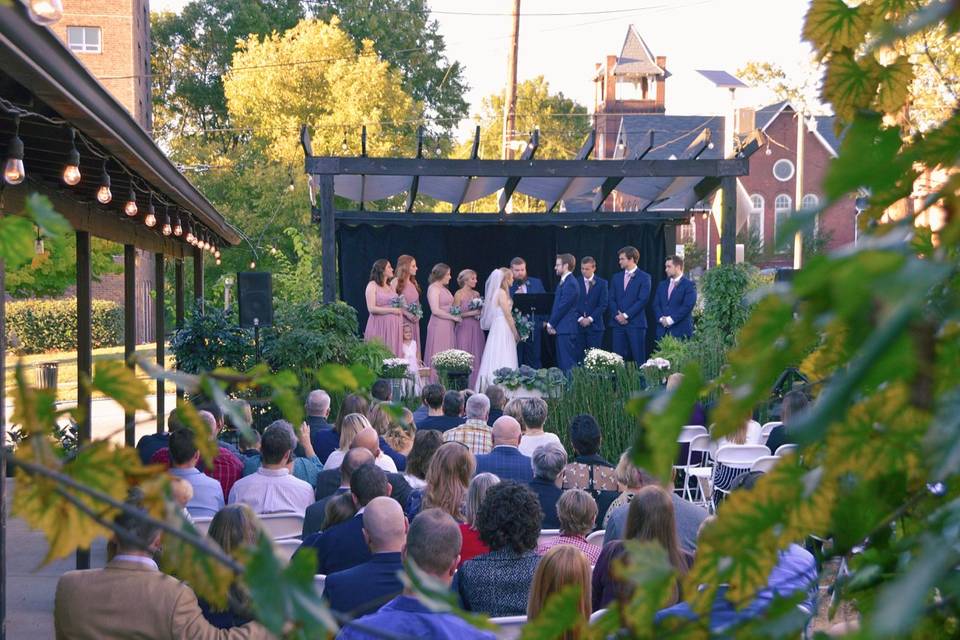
[678,217,696,243]
[774,194,792,249]
[801,193,820,210]
[772,158,795,182]
[749,194,765,249]
[67,27,101,53]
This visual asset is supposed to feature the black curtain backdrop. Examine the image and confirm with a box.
[337,223,668,362]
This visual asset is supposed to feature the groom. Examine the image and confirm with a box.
[545,254,581,373]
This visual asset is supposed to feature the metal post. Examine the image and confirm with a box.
[193,246,204,311]
[174,259,185,402]
[720,176,737,265]
[154,253,165,433]
[1,256,7,640]
[319,174,336,303]
[123,245,136,448]
[76,231,92,570]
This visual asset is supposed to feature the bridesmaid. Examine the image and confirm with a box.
[453,269,485,390]
[394,254,422,360]
[423,263,461,376]
[364,259,403,357]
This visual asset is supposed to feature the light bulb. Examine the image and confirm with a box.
[144,200,157,228]
[214,249,221,259]
[173,214,183,237]
[63,163,81,186]
[249,261,256,269]
[765,146,772,156]
[35,237,45,255]
[4,120,25,185]
[434,145,442,156]
[161,210,172,236]
[341,139,348,152]
[707,142,715,150]
[96,164,112,203]
[124,189,138,216]
[27,0,64,25]
[216,258,222,265]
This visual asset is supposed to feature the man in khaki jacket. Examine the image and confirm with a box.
[54,491,270,640]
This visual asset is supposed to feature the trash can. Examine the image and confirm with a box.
[36,362,59,390]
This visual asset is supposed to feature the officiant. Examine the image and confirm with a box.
[508,256,547,368]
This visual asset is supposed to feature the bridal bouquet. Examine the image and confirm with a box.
[406,301,424,320]
[467,298,484,312]
[512,309,534,342]
[583,348,625,375]
[381,358,410,379]
[640,356,672,387]
[431,349,474,374]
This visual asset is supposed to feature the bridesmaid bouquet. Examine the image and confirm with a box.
[450,306,462,318]
[512,309,534,342]
[406,302,424,320]
[390,296,404,309]
[467,298,484,312]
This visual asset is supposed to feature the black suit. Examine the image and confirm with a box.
[528,478,563,529]
[416,415,464,432]
[298,513,369,575]
[314,469,412,509]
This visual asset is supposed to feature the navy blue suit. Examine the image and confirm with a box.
[510,276,546,368]
[576,275,609,357]
[306,416,338,463]
[652,276,697,340]
[324,552,405,616]
[474,446,533,483]
[298,513,371,575]
[608,269,652,362]
[548,274,582,372]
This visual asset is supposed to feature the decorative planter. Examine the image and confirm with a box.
[384,377,409,401]
[439,370,470,391]
[503,387,544,400]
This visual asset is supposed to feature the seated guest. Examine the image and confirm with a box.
[602,453,707,553]
[324,497,407,617]
[167,428,225,518]
[238,429,260,461]
[537,489,601,565]
[764,390,810,453]
[54,489,268,639]
[603,451,651,528]
[335,394,407,472]
[474,416,533,482]
[305,389,338,463]
[322,493,358,531]
[528,545,592,638]
[152,410,245,500]
[517,397,566,458]
[326,418,398,473]
[502,397,527,431]
[485,385,506,426]
[136,415,172,465]
[406,442,475,519]
[199,504,260,629]
[303,448,374,537]
[299,463,391,574]
[313,465,412,514]
[454,482,543,617]
[593,486,692,611]
[460,473,498,566]
[402,430,443,490]
[381,406,416,458]
[337,509,496,640]
[195,400,242,454]
[529,444,566,529]
[371,378,393,402]
[241,421,323,488]
[419,390,466,433]
[228,421,315,515]
[412,383,445,427]
[558,414,618,492]
[443,393,493,454]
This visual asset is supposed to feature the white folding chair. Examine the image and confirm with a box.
[274,538,302,563]
[750,455,780,473]
[260,512,305,540]
[674,426,708,497]
[711,444,771,509]
[759,421,783,445]
[585,530,606,547]
[192,516,213,536]
[537,529,561,547]
[490,615,526,640]
[314,574,326,597]
[685,433,714,506]
[775,443,799,457]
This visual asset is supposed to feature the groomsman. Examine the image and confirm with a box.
[545,254,581,373]
[608,245,651,363]
[576,256,608,359]
[653,255,697,340]
[509,257,545,368]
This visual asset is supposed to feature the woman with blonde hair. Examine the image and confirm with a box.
[394,254,422,360]
[199,504,262,628]
[381,406,416,457]
[406,442,475,519]
[475,268,520,390]
[323,413,374,469]
[528,545,593,639]
[453,268,485,389]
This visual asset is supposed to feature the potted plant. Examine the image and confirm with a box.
[640,357,672,387]
[582,348,626,378]
[493,365,567,399]
[431,349,474,391]
[382,357,413,399]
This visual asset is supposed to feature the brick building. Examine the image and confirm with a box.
[50,0,156,341]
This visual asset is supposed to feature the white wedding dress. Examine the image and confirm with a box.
[475,270,519,391]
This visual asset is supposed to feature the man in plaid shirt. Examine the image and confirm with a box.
[443,393,493,455]
[151,410,244,499]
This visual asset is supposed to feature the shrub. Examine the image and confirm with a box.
[698,263,757,347]
[5,299,123,354]
[169,303,254,374]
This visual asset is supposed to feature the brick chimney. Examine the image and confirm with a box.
[655,56,667,108]
[605,55,618,104]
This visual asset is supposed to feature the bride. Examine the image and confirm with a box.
[475,267,520,391]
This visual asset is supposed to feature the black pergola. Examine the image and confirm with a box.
[302,125,760,304]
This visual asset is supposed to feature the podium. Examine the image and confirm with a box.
[513,293,554,317]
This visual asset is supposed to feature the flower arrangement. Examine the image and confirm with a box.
[640,356,672,387]
[406,301,424,320]
[450,306,462,318]
[512,309,534,342]
[582,348,625,375]
[494,366,566,394]
[431,349,474,374]
[381,358,410,379]
[467,297,484,312]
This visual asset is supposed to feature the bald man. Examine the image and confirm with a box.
[473,416,533,483]
[323,496,408,616]
[351,427,398,474]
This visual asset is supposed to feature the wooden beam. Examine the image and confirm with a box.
[332,210,686,226]
[359,125,367,211]
[155,253,165,433]
[193,247,204,311]
[305,156,749,178]
[720,175,737,265]
[498,129,539,213]
[593,131,654,211]
[546,129,596,212]
[174,259,185,403]
[319,174,337,303]
[123,245,136,447]
[405,126,424,213]
[0,257,7,627]
[299,124,313,157]
[452,126,481,214]
[76,231,92,570]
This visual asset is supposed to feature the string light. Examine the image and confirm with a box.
[144,194,157,228]
[124,187,138,216]
[3,116,25,185]
[96,160,112,204]
[161,206,173,236]
[172,212,183,237]
[765,145,773,156]
[434,144,442,156]
[26,0,64,26]
[341,133,348,152]
[185,219,195,244]
[707,141,715,150]
[62,128,81,186]
[216,258,222,265]
[249,261,256,269]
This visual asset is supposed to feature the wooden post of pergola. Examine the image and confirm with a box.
[123,244,136,447]
[174,259,185,403]
[155,253,165,431]
[76,231,92,569]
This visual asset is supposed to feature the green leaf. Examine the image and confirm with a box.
[0,216,36,267]
[822,113,906,200]
[90,360,150,414]
[160,510,234,609]
[874,54,914,113]
[173,400,218,467]
[803,0,874,55]
[24,193,71,237]
[821,49,880,123]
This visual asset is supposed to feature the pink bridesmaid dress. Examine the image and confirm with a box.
[424,284,457,373]
[456,293,486,390]
[364,288,403,357]
[400,280,422,360]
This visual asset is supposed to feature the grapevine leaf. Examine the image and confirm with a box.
[803,0,874,55]
[24,193,71,237]
[161,511,234,609]
[91,360,150,414]
[874,54,914,113]
[173,400,218,467]
[617,541,679,636]
[822,113,906,200]
[821,49,879,123]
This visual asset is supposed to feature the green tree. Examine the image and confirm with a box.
[5,232,122,299]
[308,0,468,138]
[737,59,826,114]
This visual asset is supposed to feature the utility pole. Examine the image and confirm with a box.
[793,110,805,269]
[502,0,521,160]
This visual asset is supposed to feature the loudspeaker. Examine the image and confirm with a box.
[238,272,273,328]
